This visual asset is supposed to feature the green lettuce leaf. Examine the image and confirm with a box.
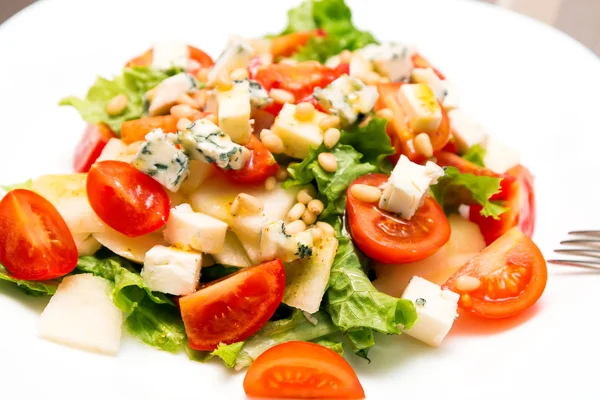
[200,264,241,283]
[462,144,486,167]
[313,336,345,357]
[59,66,177,134]
[431,166,508,219]
[277,0,378,62]
[211,342,245,368]
[322,218,417,358]
[1,180,33,192]
[0,265,59,297]
[339,117,394,173]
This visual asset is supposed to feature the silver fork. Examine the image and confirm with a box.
[548,231,600,269]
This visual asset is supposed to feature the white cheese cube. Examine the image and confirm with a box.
[132,129,190,192]
[141,245,202,296]
[448,109,489,153]
[260,220,315,263]
[38,274,122,355]
[208,35,254,84]
[484,136,521,173]
[314,75,378,127]
[398,83,443,134]
[72,233,102,257]
[149,72,197,117]
[163,203,228,254]
[441,80,459,111]
[217,80,252,144]
[379,155,444,219]
[152,42,189,71]
[178,159,215,194]
[359,42,415,82]
[411,68,446,103]
[271,103,328,159]
[401,276,459,347]
[178,118,250,170]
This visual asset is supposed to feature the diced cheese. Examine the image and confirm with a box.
[358,42,415,82]
[313,75,378,127]
[149,72,197,117]
[72,233,102,257]
[447,109,489,153]
[349,54,373,79]
[260,220,315,263]
[152,42,189,71]
[401,276,459,347]
[178,159,214,195]
[132,129,190,192]
[38,274,122,355]
[141,245,202,296]
[213,231,252,268]
[93,228,165,264]
[208,35,254,84]
[441,80,459,111]
[379,155,444,219]
[398,83,443,134]
[246,79,272,111]
[177,118,250,170]
[484,135,521,173]
[163,203,228,254]
[411,68,446,103]
[271,103,328,159]
[217,80,252,144]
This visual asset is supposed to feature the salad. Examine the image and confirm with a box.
[0,0,547,398]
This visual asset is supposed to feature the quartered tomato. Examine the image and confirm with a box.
[73,123,117,173]
[347,174,451,264]
[411,52,445,80]
[469,165,535,245]
[125,45,214,74]
[180,260,285,351]
[0,189,77,280]
[218,135,279,184]
[376,82,451,162]
[444,227,547,319]
[270,29,326,59]
[86,161,170,237]
[121,115,179,144]
[244,341,365,399]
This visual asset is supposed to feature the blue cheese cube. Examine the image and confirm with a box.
[314,75,379,127]
[246,79,272,110]
[271,103,329,159]
[411,68,459,111]
[208,35,254,84]
[163,203,228,254]
[401,276,459,347]
[359,42,415,82]
[259,220,315,263]
[152,42,189,71]
[132,129,190,192]
[149,72,197,117]
[141,245,202,296]
[398,83,443,134]
[177,118,250,170]
[217,80,252,145]
[379,155,444,219]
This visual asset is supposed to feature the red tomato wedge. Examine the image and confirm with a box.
[376,82,450,163]
[347,174,451,264]
[470,165,535,245]
[444,227,547,319]
[0,189,77,280]
[218,135,279,184]
[411,52,446,80]
[180,260,285,351]
[244,341,365,399]
[125,45,214,74]
[73,124,117,173]
[271,29,326,59]
[86,161,170,237]
[121,115,179,145]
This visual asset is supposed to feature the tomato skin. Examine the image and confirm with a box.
[444,227,547,319]
[73,124,117,173]
[244,341,365,399]
[218,135,279,184]
[0,190,78,281]
[121,115,179,145]
[125,45,214,72]
[180,260,285,351]
[411,52,445,80]
[347,174,451,264]
[271,30,323,58]
[86,161,171,237]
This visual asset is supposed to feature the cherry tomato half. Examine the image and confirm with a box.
[0,189,77,280]
[125,45,214,75]
[86,161,170,237]
[270,29,326,59]
[218,135,279,184]
[347,174,451,264]
[411,52,446,80]
[244,341,365,399]
[73,124,116,173]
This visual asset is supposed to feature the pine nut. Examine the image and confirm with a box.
[318,152,337,172]
[295,102,315,121]
[192,90,208,109]
[307,199,324,215]
[362,71,382,86]
[259,129,272,142]
[376,108,394,120]
[261,133,284,154]
[106,94,128,116]
[236,193,264,214]
[351,184,382,203]
[264,176,277,191]
[297,189,313,205]
[287,203,306,221]
[319,116,341,131]
[270,88,295,104]
[316,221,336,237]
[454,275,481,293]
[302,210,317,225]
[196,68,210,83]
[176,94,200,109]
[230,67,249,81]
[285,220,306,235]
[340,50,352,64]
[145,87,157,101]
[311,227,323,241]
[177,118,193,131]
[279,58,298,66]
[323,128,340,149]
[414,133,433,158]
[170,104,194,119]
[276,167,289,181]
[230,197,240,216]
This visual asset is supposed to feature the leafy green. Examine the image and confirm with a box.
[339,117,394,173]
[431,166,508,219]
[59,66,177,134]
[277,0,378,63]
[0,265,59,297]
[1,180,33,192]
[210,342,245,368]
[462,144,486,167]
[200,264,241,283]
[322,218,417,359]
[313,337,345,357]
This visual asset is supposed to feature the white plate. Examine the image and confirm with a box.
[1,0,599,398]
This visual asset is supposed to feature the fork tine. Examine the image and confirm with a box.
[560,239,600,247]
[554,249,600,258]
[547,259,600,269]
[568,230,600,237]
